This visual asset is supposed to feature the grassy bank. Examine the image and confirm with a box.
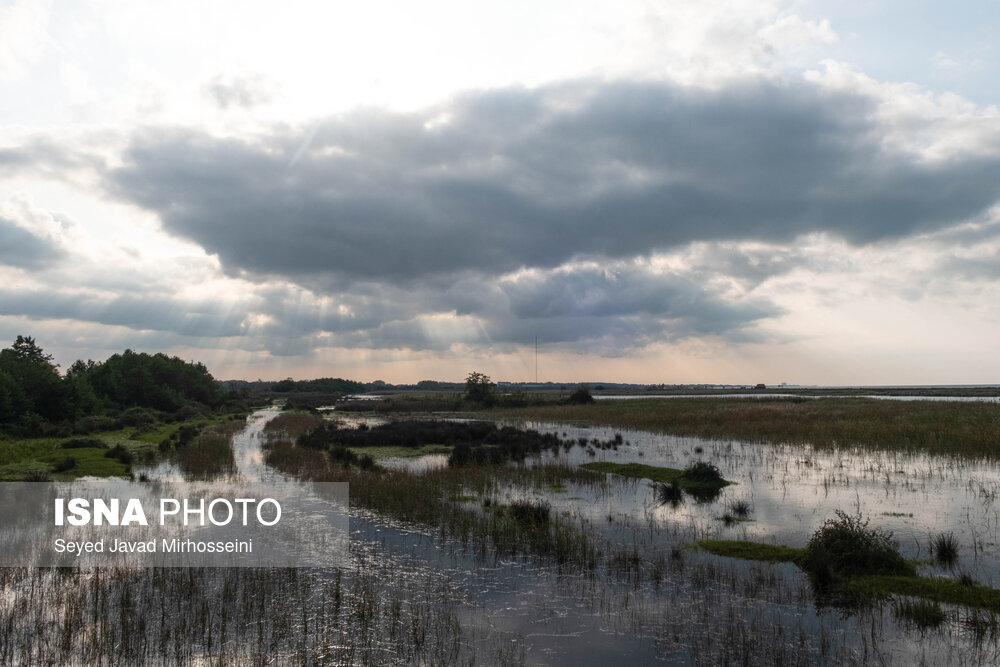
[698,538,1000,614]
[0,412,249,480]
[498,397,1000,458]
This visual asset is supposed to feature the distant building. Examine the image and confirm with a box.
[754,383,766,390]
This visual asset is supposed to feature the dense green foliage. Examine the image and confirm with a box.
[464,371,496,405]
[297,419,579,466]
[0,335,229,437]
[801,511,916,585]
[271,377,366,394]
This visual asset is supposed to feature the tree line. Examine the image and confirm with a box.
[0,336,230,436]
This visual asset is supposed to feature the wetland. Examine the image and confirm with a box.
[4,389,1000,664]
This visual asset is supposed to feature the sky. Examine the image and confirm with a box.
[1,0,999,385]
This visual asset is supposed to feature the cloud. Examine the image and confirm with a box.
[106,78,1000,291]
[205,73,276,110]
[7,76,999,359]
[0,197,73,269]
[0,215,65,269]
[0,0,50,83]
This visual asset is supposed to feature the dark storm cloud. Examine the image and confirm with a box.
[0,216,65,268]
[107,79,1000,288]
[0,288,249,338]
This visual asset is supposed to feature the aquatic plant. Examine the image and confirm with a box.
[683,461,724,484]
[932,532,959,567]
[654,481,683,506]
[727,499,752,518]
[894,598,947,631]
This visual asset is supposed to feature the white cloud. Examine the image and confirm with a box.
[0,0,51,83]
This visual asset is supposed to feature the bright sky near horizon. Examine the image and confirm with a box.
[1,0,999,385]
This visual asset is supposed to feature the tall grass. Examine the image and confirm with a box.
[499,397,1000,458]
[0,559,521,665]
[173,421,244,480]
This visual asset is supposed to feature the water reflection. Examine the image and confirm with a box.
[130,409,1000,663]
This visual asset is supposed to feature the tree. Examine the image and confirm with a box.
[567,385,595,404]
[464,371,496,405]
[11,335,54,365]
[0,335,67,423]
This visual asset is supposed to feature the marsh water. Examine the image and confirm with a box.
[25,407,1000,664]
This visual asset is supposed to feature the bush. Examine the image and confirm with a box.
[566,387,595,404]
[61,437,107,449]
[801,511,915,586]
[118,407,159,428]
[71,415,117,435]
[682,461,724,484]
[52,456,76,473]
[105,444,134,465]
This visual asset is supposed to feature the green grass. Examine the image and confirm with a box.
[0,413,245,480]
[854,575,1000,614]
[580,461,732,491]
[697,538,1000,613]
[498,397,1000,459]
[697,540,803,563]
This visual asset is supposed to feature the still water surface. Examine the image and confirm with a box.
[139,409,1000,664]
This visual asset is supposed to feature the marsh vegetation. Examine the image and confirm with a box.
[498,396,1000,458]
[4,389,1000,664]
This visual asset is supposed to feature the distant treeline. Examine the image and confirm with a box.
[271,378,366,394]
[0,336,236,437]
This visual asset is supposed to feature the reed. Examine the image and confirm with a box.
[499,397,1000,459]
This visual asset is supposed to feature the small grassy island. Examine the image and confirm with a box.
[698,511,1000,621]
[580,460,733,491]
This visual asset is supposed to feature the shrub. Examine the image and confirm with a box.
[118,407,159,428]
[52,456,76,473]
[801,511,915,586]
[328,446,357,467]
[105,444,134,465]
[61,437,107,449]
[71,415,117,435]
[682,461,724,484]
[566,387,595,404]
